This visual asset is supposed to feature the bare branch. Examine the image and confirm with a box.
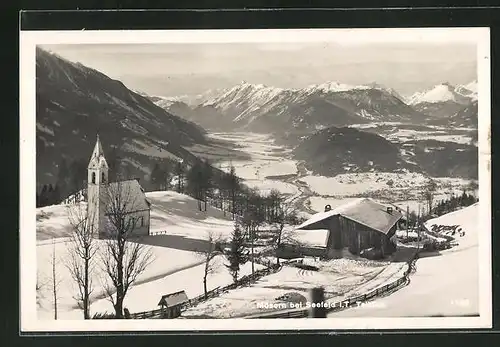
[98,180,155,318]
[66,202,98,319]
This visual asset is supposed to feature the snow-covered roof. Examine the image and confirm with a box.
[297,198,402,235]
[289,229,329,248]
[158,290,189,307]
[102,179,151,213]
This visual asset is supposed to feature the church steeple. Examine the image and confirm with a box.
[88,135,109,185]
[87,134,109,237]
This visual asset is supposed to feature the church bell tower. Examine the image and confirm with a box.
[87,135,109,236]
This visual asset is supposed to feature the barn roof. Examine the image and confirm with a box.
[158,290,189,307]
[101,179,151,212]
[297,198,402,235]
[288,229,329,248]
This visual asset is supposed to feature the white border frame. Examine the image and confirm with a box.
[20,28,492,332]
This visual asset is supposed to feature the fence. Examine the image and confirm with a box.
[125,261,284,319]
[246,249,420,319]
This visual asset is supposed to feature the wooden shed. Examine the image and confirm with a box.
[158,290,189,319]
[296,198,402,258]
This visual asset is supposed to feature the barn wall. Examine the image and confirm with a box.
[326,216,394,256]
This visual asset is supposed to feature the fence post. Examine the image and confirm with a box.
[309,287,326,318]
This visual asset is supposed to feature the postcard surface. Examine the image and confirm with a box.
[20,27,491,332]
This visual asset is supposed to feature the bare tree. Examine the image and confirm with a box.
[269,195,299,267]
[423,179,438,216]
[240,188,266,275]
[197,231,223,299]
[50,238,63,320]
[66,203,98,319]
[100,181,155,318]
[36,272,48,309]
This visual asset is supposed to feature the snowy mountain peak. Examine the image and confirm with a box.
[408,83,472,105]
[202,82,285,108]
[305,81,369,94]
[464,80,478,93]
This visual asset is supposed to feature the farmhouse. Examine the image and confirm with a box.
[285,198,403,259]
[87,135,151,238]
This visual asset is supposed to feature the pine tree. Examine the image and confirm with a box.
[40,184,49,207]
[186,161,204,210]
[201,160,214,211]
[174,160,185,193]
[150,163,163,190]
[225,223,248,283]
[52,184,61,205]
[161,161,172,190]
[223,165,241,219]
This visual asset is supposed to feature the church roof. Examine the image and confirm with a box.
[101,179,151,213]
[88,135,108,169]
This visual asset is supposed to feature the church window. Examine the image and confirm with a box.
[92,172,96,184]
[102,172,106,183]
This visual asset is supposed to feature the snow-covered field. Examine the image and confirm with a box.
[36,190,240,320]
[302,173,473,213]
[37,240,203,320]
[243,179,299,195]
[208,132,298,194]
[147,191,234,240]
[89,256,264,316]
[386,129,474,145]
[37,191,235,243]
[182,258,406,318]
[329,204,479,317]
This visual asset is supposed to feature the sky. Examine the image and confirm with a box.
[41,41,477,98]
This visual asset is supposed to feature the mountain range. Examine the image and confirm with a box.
[36,47,208,188]
[150,80,478,133]
[36,48,478,189]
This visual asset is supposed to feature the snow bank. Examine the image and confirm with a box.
[424,203,478,249]
[330,204,479,317]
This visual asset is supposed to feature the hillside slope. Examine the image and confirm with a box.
[36,47,207,188]
[293,127,478,179]
[293,127,419,176]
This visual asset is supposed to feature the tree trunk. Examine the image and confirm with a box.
[84,255,90,319]
[52,244,58,320]
[115,248,125,318]
[203,276,207,299]
[251,227,255,275]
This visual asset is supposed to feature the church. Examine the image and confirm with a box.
[86,135,151,238]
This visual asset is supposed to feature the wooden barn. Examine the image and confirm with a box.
[294,198,403,259]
